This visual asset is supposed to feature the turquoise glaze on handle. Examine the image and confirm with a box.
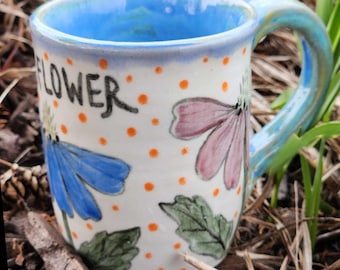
[248,0,332,188]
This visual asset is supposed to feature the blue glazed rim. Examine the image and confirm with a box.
[30,0,258,50]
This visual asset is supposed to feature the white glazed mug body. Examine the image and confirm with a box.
[34,36,252,270]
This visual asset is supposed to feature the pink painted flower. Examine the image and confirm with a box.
[170,77,250,189]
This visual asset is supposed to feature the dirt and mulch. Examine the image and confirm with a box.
[1,0,339,269]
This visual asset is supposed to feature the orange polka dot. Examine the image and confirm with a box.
[233,211,239,218]
[43,52,49,61]
[144,182,155,192]
[236,186,242,195]
[99,58,108,70]
[60,124,68,135]
[145,252,152,259]
[213,188,220,197]
[155,66,163,74]
[78,112,87,123]
[99,137,108,146]
[223,56,230,65]
[126,74,133,83]
[173,242,182,250]
[242,47,247,55]
[138,94,148,105]
[181,147,189,155]
[158,268,164,270]
[202,57,209,63]
[58,224,63,233]
[86,223,93,230]
[222,81,229,92]
[179,79,189,90]
[151,118,160,126]
[148,223,158,232]
[149,148,159,158]
[180,268,188,270]
[112,205,120,211]
[66,58,73,65]
[52,100,59,108]
[178,177,186,185]
[71,232,78,239]
[127,127,137,137]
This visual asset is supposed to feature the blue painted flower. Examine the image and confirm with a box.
[42,104,130,221]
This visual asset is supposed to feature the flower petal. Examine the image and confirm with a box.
[44,138,73,217]
[58,142,130,194]
[171,97,234,139]
[57,145,102,220]
[223,110,246,189]
[196,113,238,180]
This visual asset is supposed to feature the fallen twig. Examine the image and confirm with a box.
[179,252,217,270]
[24,211,89,270]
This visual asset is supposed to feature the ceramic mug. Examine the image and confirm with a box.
[30,0,332,269]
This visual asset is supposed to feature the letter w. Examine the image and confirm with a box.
[62,68,83,105]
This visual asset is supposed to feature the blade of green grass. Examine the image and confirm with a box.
[334,45,340,73]
[270,165,288,208]
[313,73,340,124]
[300,154,312,213]
[270,88,294,110]
[316,0,334,25]
[269,122,340,174]
[309,138,326,250]
[326,0,340,52]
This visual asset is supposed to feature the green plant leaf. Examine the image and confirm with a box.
[300,155,312,212]
[309,138,326,250]
[326,0,340,52]
[270,88,294,110]
[159,195,233,260]
[334,48,340,74]
[79,227,141,270]
[318,72,340,123]
[316,0,334,25]
[269,122,340,174]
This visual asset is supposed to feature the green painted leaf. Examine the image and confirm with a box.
[159,195,233,260]
[79,227,141,270]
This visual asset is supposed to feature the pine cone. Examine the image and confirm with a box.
[1,163,51,209]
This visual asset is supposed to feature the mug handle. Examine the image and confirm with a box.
[248,0,333,190]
